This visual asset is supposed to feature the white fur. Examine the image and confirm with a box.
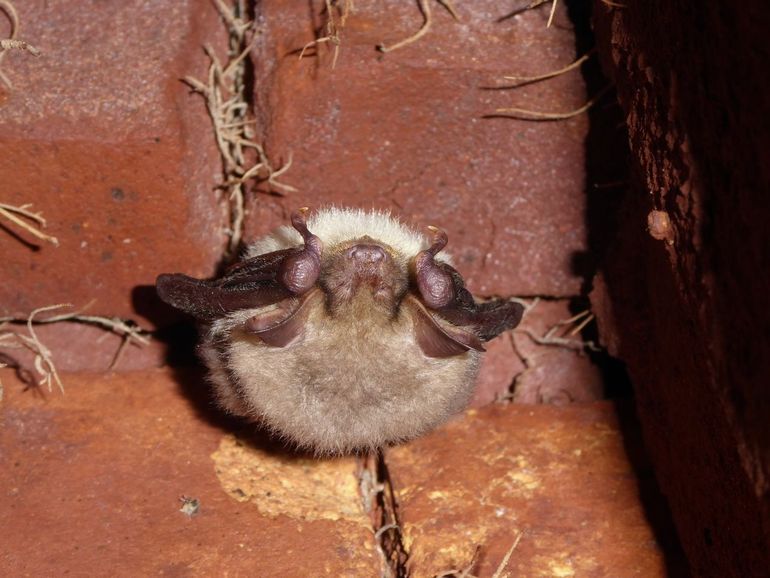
[245,206,453,264]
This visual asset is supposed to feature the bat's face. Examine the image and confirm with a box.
[157,208,522,454]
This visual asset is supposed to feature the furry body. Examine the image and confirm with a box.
[157,208,522,454]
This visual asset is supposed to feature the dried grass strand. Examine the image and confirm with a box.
[184,0,294,257]
[435,545,481,578]
[0,38,40,55]
[298,0,354,69]
[0,203,59,246]
[546,0,558,28]
[514,304,599,352]
[491,532,524,578]
[378,0,431,53]
[496,84,612,120]
[0,304,69,393]
[0,304,151,394]
[377,0,457,53]
[503,48,595,83]
[0,0,41,88]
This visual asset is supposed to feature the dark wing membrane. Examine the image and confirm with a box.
[218,248,299,285]
[463,299,524,341]
[422,262,524,341]
[155,249,302,320]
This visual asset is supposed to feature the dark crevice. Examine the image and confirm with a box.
[563,0,690,574]
[361,450,410,578]
[566,295,634,399]
[376,450,410,577]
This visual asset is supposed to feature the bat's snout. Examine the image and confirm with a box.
[345,243,387,264]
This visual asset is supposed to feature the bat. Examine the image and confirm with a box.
[156,207,523,454]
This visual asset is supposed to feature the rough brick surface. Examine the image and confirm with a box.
[385,402,687,577]
[471,299,603,407]
[246,0,590,297]
[0,0,226,326]
[592,1,770,575]
[0,370,379,577]
[0,321,168,374]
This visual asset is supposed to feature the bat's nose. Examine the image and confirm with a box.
[346,243,386,264]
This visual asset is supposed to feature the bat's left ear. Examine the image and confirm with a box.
[410,225,524,342]
[405,297,485,358]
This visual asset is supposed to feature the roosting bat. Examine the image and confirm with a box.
[156,208,523,454]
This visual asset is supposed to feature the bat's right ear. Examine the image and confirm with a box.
[156,209,323,321]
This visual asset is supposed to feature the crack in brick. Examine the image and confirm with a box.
[358,451,410,577]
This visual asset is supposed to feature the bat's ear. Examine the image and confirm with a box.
[410,226,524,341]
[243,290,319,347]
[405,297,485,358]
[156,209,323,321]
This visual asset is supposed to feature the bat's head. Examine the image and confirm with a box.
[156,208,523,453]
[320,236,408,316]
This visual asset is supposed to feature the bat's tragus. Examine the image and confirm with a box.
[156,207,524,453]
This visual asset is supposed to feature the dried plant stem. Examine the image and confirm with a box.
[0,304,66,393]
[435,545,481,578]
[377,0,458,53]
[0,38,40,55]
[0,304,151,395]
[546,0,558,28]
[185,0,295,258]
[434,531,522,578]
[503,48,595,83]
[0,0,41,88]
[496,84,612,120]
[491,532,524,578]
[569,311,595,336]
[0,202,59,246]
[0,302,151,346]
[514,305,599,352]
[299,0,353,69]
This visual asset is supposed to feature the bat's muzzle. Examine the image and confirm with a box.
[345,243,387,264]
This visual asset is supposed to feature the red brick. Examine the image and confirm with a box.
[472,299,603,407]
[0,0,226,326]
[385,402,686,577]
[0,369,379,577]
[246,0,590,297]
